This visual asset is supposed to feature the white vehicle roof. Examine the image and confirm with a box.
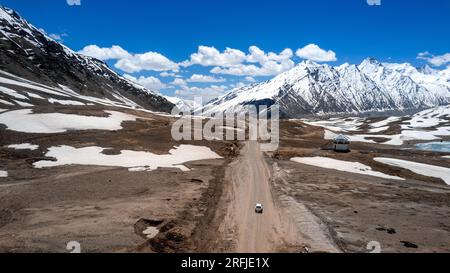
[256,203,263,207]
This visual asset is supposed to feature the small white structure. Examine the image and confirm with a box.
[333,134,350,152]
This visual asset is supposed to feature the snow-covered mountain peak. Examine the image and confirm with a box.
[200,56,450,117]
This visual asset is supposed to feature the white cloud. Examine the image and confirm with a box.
[123,74,166,91]
[48,33,67,42]
[67,0,81,6]
[187,74,226,83]
[229,82,247,89]
[115,52,179,73]
[210,58,295,77]
[38,28,68,42]
[247,46,293,64]
[182,46,247,67]
[78,45,131,61]
[295,44,337,62]
[245,76,256,82]
[171,78,187,86]
[160,71,179,77]
[185,45,295,77]
[78,45,179,73]
[175,84,228,102]
[417,51,450,67]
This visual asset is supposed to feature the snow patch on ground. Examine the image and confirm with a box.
[142,227,159,239]
[369,116,401,128]
[33,145,222,172]
[303,117,363,132]
[374,157,450,185]
[291,156,403,180]
[401,105,450,129]
[368,126,389,133]
[312,106,450,146]
[7,143,39,150]
[0,109,139,133]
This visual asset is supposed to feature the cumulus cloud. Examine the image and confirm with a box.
[210,58,295,77]
[171,78,187,86]
[78,45,131,61]
[182,46,246,67]
[187,74,226,83]
[115,52,179,73]
[160,71,180,77]
[247,46,293,64]
[185,45,295,77]
[245,76,256,82]
[123,74,166,91]
[229,82,247,89]
[295,44,337,62]
[78,45,179,73]
[175,84,228,102]
[67,0,81,6]
[417,51,450,67]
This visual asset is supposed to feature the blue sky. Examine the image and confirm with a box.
[1,0,449,99]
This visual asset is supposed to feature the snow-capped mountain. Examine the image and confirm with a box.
[164,96,196,112]
[359,58,448,109]
[200,58,450,117]
[0,6,173,112]
[383,62,450,101]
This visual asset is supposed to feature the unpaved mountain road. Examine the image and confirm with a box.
[222,141,299,252]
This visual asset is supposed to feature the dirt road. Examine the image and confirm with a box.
[221,141,298,252]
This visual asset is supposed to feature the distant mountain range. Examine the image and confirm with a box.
[0,6,174,112]
[200,58,450,117]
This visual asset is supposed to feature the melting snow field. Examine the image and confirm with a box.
[303,117,363,132]
[374,157,450,185]
[291,156,404,180]
[0,170,7,178]
[0,109,140,133]
[7,143,39,150]
[318,106,450,146]
[369,116,401,129]
[33,145,222,172]
[402,106,450,129]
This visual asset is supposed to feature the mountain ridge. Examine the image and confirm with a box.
[0,6,174,112]
[199,58,450,117]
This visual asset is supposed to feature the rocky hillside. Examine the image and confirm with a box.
[0,6,173,112]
